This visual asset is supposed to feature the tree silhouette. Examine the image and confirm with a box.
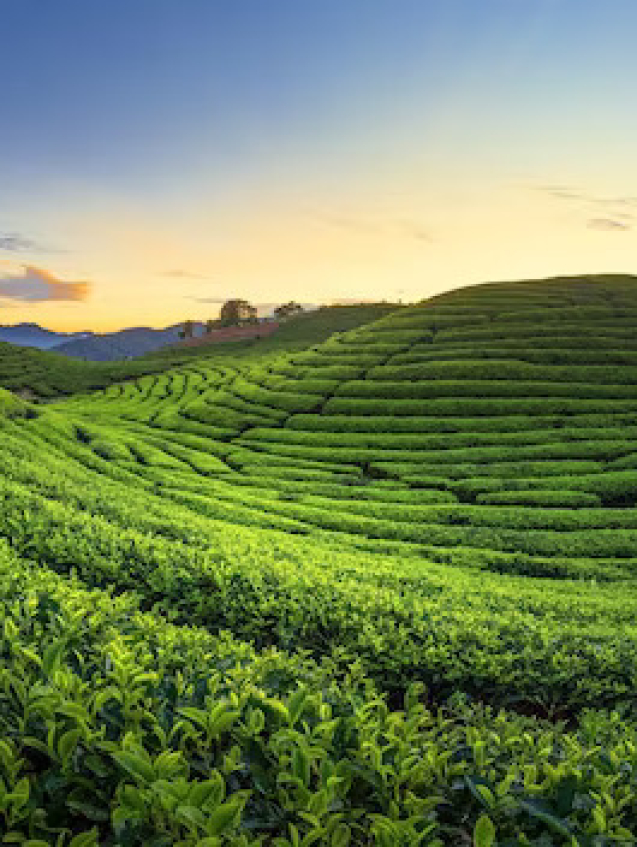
[178,319,195,339]
[219,299,257,326]
[274,301,304,320]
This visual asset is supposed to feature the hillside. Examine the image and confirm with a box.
[52,322,205,360]
[1,276,637,842]
[151,303,403,359]
[0,341,173,397]
[0,322,92,349]
[0,305,397,398]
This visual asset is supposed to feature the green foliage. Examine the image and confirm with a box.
[0,544,636,843]
[0,387,35,419]
[2,275,637,841]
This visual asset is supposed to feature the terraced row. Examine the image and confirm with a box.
[57,276,637,584]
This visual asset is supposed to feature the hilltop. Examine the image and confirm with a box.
[1,275,637,842]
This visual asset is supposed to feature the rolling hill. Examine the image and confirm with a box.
[53,322,206,360]
[0,276,636,843]
[0,322,92,349]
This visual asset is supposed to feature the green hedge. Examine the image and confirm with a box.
[336,378,637,399]
[324,395,637,416]
[367,360,637,384]
[476,490,602,507]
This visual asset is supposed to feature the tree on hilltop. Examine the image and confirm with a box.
[219,299,258,326]
[274,301,304,320]
[178,320,195,339]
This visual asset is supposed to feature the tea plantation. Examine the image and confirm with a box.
[1,276,637,845]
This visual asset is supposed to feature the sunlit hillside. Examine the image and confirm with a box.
[1,275,637,843]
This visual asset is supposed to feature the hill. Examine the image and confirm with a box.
[0,341,172,397]
[1,276,637,842]
[52,321,206,360]
[0,321,92,349]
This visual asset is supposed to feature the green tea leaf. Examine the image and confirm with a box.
[205,797,244,835]
[58,728,82,767]
[331,823,351,847]
[68,829,100,847]
[112,750,155,785]
[473,814,495,847]
[519,799,572,837]
[42,640,65,677]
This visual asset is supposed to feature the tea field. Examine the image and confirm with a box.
[1,276,637,845]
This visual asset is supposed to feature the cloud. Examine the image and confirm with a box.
[312,212,379,235]
[538,184,585,201]
[537,184,637,231]
[587,218,631,231]
[188,298,316,317]
[310,210,433,243]
[538,184,637,212]
[0,265,90,302]
[189,296,228,304]
[0,232,42,252]
[396,219,434,242]
[0,231,65,254]
[160,269,210,279]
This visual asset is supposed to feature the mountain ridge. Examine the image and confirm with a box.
[0,322,92,349]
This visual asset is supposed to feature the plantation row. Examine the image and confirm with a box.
[1,416,636,706]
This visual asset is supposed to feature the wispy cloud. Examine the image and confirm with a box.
[312,212,379,235]
[538,184,635,230]
[188,298,316,316]
[0,232,47,253]
[189,296,228,304]
[160,269,210,279]
[0,265,90,302]
[310,210,434,243]
[396,219,434,242]
[587,218,631,231]
[538,185,585,201]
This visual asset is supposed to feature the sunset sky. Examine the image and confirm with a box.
[1,0,637,331]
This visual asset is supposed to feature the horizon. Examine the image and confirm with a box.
[0,297,393,334]
[1,1,637,332]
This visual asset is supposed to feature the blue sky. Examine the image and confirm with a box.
[1,0,636,329]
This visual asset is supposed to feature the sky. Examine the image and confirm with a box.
[1,0,637,331]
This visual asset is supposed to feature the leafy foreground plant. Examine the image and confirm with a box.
[0,543,635,846]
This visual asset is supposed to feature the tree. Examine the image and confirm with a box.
[274,301,304,321]
[205,319,218,334]
[178,320,195,339]
[219,299,258,326]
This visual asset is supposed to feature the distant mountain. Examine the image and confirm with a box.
[0,323,93,350]
[53,322,206,360]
